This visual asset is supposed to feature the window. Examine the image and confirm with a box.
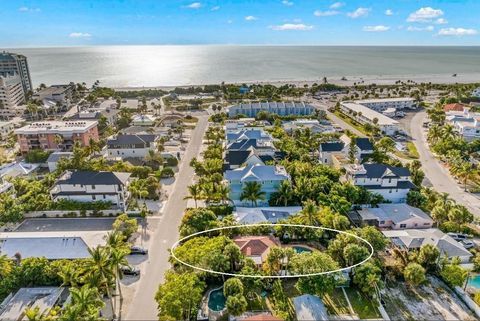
[92,195,96,200]
[92,185,96,189]
[389,189,392,193]
[379,221,385,225]
[103,195,106,199]
[400,224,407,228]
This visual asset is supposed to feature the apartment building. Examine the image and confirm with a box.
[0,121,15,139]
[354,98,417,111]
[0,52,32,95]
[15,120,99,153]
[33,84,74,106]
[340,102,400,136]
[0,74,25,119]
[228,102,315,118]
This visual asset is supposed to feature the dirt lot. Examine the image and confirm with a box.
[383,276,476,321]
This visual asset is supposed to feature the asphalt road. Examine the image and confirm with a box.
[124,115,209,321]
[411,111,480,217]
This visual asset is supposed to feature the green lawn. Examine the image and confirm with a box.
[246,294,268,310]
[344,288,381,319]
[323,288,351,316]
[406,142,419,159]
[333,111,369,136]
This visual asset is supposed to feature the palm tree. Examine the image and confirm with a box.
[299,199,320,225]
[108,246,129,316]
[144,150,163,169]
[184,184,203,208]
[86,138,101,156]
[240,181,266,207]
[86,246,115,318]
[64,285,105,320]
[451,161,477,191]
[274,180,293,206]
[216,184,231,205]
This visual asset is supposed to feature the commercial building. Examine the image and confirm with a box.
[345,163,415,203]
[0,51,32,95]
[50,170,131,211]
[228,102,315,118]
[224,164,290,206]
[354,203,434,229]
[340,102,400,136]
[354,98,417,111]
[107,134,159,159]
[0,74,25,118]
[383,229,473,263]
[15,120,99,153]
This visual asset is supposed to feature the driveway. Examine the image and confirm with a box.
[411,111,480,217]
[124,115,209,320]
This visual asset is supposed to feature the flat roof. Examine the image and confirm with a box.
[341,102,399,126]
[356,98,415,104]
[15,120,98,134]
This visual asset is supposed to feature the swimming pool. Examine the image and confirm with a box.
[293,245,312,253]
[467,274,480,289]
[208,288,226,311]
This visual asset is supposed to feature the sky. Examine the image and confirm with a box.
[1,0,480,47]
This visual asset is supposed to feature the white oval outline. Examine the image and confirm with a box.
[170,223,374,279]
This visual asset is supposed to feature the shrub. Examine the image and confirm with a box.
[208,204,234,217]
[165,157,179,167]
[160,167,175,178]
[25,150,51,163]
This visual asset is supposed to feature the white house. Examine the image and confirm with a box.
[107,134,159,159]
[224,118,269,133]
[282,119,335,134]
[445,107,480,141]
[340,102,400,136]
[132,114,156,126]
[356,203,434,229]
[383,229,473,263]
[226,129,273,144]
[319,135,374,165]
[50,170,131,211]
[345,163,415,203]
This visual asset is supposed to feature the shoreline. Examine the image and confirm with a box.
[113,73,480,91]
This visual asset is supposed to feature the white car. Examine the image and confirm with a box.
[461,240,475,249]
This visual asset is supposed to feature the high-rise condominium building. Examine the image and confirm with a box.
[0,52,33,95]
[0,74,26,119]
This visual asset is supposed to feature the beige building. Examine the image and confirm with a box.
[0,74,25,119]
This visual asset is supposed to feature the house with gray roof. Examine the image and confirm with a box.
[226,138,277,155]
[224,149,285,170]
[233,206,302,224]
[224,164,290,206]
[319,134,374,166]
[47,151,73,172]
[382,228,473,263]
[50,170,131,211]
[293,295,330,321]
[356,203,434,229]
[228,101,315,118]
[226,129,273,144]
[107,134,159,159]
[345,163,415,203]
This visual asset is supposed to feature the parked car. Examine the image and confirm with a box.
[130,246,148,255]
[461,240,475,249]
[448,232,468,241]
[121,266,140,276]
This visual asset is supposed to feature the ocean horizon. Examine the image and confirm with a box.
[3,45,480,88]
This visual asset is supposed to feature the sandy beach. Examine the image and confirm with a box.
[114,72,480,91]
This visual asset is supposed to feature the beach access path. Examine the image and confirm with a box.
[124,114,209,320]
[411,111,480,217]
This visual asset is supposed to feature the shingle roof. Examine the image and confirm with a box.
[224,164,289,182]
[225,150,253,166]
[355,138,374,151]
[358,203,433,224]
[107,134,157,146]
[47,152,73,163]
[226,129,272,142]
[320,142,344,152]
[56,171,131,185]
[361,163,411,178]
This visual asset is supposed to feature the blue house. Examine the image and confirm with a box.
[224,164,290,206]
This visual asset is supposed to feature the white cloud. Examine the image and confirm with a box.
[407,25,434,32]
[407,7,443,22]
[19,6,40,12]
[435,18,448,25]
[185,2,202,9]
[211,6,220,11]
[438,27,478,36]
[245,15,258,21]
[69,32,92,38]
[270,23,314,31]
[362,25,390,32]
[385,9,393,16]
[329,2,344,9]
[314,10,339,17]
[347,7,370,18]
[282,0,294,6]
[227,19,233,24]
